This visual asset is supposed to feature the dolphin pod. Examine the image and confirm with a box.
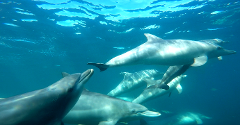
[88,33,236,71]
[0,69,94,125]
[0,33,236,125]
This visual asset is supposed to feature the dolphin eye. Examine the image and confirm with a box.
[68,88,73,93]
[217,46,223,50]
[131,109,136,113]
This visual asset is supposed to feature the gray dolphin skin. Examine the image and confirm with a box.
[88,33,236,71]
[155,64,191,90]
[63,90,161,125]
[0,69,94,125]
[107,69,162,97]
[132,75,186,104]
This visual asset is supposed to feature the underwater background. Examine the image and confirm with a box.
[0,0,239,124]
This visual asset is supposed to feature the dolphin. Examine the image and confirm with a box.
[63,90,161,125]
[88,33,236,71]
[154,64,191,90]
[139,112,211,125]
[0,69,94,125]
[132,75,186,104]
[107,69,163,97]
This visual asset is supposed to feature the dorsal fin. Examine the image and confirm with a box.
[83,87,89,92]
[143,78,161,87]
[144,33,163,42]
[61,72,70,77]
[122,72,132,80]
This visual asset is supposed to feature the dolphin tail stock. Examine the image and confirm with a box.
[87,62,109,71]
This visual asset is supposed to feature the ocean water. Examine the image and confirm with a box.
[0,0,239,125]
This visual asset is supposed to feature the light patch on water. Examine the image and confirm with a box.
[108,28,134,34]
[4,23,19,27]
[126,28,134,33]
[47,17,55,21]
[11,39,36,44]
[16,11,35,16]
[14,7,24,11]
[165,30,174,34]
[21,19,38,22]
[56,20,83,27]
[36,0,206,21]
[55,10,98,19]
[75,32,81,35]
[113,47,125,50]
[211,11,224,15]
[207,28,224,31]
[141,24,160,30]
[34,0,70,4]
[100,21,108,25]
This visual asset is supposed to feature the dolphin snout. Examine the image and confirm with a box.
[225,49,236,55]
[141,111,161,117]
[79,69,94,84]
[231,50,236,54]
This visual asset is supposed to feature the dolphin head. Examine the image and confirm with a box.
[120,102,160,122]
[47,69,94,97]
[208,45,236,58]
[45,69,94,120]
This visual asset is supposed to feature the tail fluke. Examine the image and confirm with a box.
[87,62,109,71]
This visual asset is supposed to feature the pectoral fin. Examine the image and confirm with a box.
[99,120,117,125]
[191,56,208,66]
[176,84,182,94]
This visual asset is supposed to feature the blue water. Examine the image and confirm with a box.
[0,0,239,124]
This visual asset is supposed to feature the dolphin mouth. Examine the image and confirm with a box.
[140,111,161,117]
[79,69,94,84]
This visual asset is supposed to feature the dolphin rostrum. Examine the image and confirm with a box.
[88,33,236,71]
[0,69,94,125]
